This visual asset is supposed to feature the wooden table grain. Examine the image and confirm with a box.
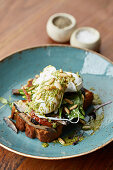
[0,0,113,169]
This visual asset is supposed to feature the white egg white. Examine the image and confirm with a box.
[32,66,83,114]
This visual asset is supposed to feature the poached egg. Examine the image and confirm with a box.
[29,66,83,115]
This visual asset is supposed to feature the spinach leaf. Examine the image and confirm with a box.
[62,91,85,120]
[68,107,85,120]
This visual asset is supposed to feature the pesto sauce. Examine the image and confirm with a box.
[42,143,49,148]
[53,110,104,146]
[89,112,104,132]
[90,87,95,91]
[93,94,102,105]
[53,136,84,146]
[63,136,84,146]
[83,93,104,133]
[52,92,104,146]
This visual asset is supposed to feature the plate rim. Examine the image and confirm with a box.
[0,138,113,160]
[0,44,113,65]
[0,44,113,160]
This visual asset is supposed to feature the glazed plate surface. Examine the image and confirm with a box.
[0,45,113,159]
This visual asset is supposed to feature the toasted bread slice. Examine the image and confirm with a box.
[11,89,93,142]
[83,89,93,109]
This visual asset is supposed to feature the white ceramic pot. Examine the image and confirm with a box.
[46,13,77,43]
[70,27,101,51]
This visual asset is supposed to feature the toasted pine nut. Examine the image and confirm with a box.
[60,69,63,73]
[35,74,39,78]
[44,86,50,90]
[82,94,84,102]
[44,85,56,90]
[36,93,41,100]
[69,104,78,110]
[55,82,62,90]
[64,98,73,105]
[64,107,70,114]
[68,74,72,77]
[48,78,55,85]
[51,85,57,89]
[58,138,65,145]
[82,125,91,130]
[79,119,86,125]
[59,73,67,77]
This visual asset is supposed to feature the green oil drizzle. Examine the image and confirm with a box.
[42,143,49,148]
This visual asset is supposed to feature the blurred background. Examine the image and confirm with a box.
[0,0,113,60]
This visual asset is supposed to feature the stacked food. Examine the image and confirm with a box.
[11,66,93,142]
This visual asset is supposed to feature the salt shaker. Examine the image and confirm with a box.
[70,27,101,51]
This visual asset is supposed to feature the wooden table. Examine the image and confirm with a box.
[0,0,113,169]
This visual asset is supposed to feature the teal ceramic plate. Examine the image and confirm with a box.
[0,45,113,159]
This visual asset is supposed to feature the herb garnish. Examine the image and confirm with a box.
[0,97,12,109]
